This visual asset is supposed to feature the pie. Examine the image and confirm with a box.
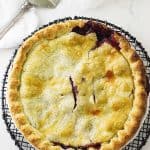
[8,19,148,150]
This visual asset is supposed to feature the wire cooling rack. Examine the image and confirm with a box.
[1,16,150,150]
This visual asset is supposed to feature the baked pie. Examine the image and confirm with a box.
[8,19,148,150]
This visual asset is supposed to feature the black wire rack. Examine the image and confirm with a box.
[1,16,150,150]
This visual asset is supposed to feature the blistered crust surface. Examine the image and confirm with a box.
[8,19,147,150]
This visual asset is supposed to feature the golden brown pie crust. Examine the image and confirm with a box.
[7,19,148,150]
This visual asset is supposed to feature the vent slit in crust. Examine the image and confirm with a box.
[69,76,78,110]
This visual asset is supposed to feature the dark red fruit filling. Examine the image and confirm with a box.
[72,21,120,50]
[52,141,101,150]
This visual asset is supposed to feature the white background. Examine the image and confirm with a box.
[0,0,150,149]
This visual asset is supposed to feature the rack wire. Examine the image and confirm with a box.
[1,16,150,150]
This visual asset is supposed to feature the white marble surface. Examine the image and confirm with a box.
[0,0,150,149]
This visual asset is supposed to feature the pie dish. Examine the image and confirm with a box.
[7,19,148,150]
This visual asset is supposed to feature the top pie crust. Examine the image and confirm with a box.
[7,19,148,150]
